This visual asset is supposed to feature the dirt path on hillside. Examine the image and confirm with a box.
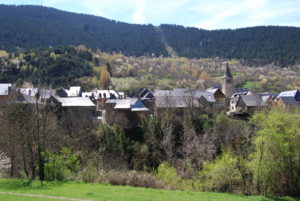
[0,191,94,201]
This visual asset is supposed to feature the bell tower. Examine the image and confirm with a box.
[221,63,233,97]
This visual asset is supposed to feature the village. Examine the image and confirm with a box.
[1,63,299,127]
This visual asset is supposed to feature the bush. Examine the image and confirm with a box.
[198,152,243,193]
[155,162,182,189]
[81,164,99,183]
[104,170,163,189]
[44,148,79,181]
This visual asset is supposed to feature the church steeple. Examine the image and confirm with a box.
[221,63,233,97]
[224,63,233,78]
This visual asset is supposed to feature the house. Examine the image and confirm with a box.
[275,90,300,108]
[205,88,226,109]
[229,91,252,113]
[103,98,149,128]
[153,89,204,109]
[235,94,267,115]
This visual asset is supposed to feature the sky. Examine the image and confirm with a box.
[1,0,300,30]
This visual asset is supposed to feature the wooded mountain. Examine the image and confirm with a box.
[1,5,300,66]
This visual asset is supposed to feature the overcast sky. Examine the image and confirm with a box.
[1,0,300,30]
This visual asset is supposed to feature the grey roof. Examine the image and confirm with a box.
[238,95,266,107]
[108,98,149,111]
[114,99,131,109]
[276,90,300,101]
[52,95,95,107]
[155,95,203,108]
[206,88,219,94]
[277,90,298,97]
[154,89,215,103]
[130,99,149,111]
[0,83,12,95]
[193,91,216,102]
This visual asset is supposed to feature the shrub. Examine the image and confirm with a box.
[103,170,164,189]
[81,164,99,183]
[198,152,243,193]
[44,148,79,181]
[155,162,182,189]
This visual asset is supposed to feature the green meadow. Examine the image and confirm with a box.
[0,179,299,201]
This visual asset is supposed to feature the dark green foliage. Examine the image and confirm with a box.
[160,25,300,66]
[1,5,300,65]
[44,148,79,181]
[0,46,92,87]
[0,5,167,57]
[249,109,300,197]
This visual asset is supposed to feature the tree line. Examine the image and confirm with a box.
[1,5,300,66]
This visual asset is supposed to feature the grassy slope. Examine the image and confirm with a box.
[0,179,299,201]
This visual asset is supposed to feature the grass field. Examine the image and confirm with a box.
[0,179,299,201]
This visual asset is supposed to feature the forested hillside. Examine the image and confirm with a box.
[1,5,300,66]
[1,45,299,92]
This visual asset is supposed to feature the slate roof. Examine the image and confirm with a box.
[154,89,215,103]
[130,99,149,111]
[238,95,266,107]
[193,91,216,102]
[52,95,95,107]
[276,90,300,101]
[206,88,219,94]
[154,95,203,108]
[0,83,12,95]
[108,98,149,111]
[114,99,131,109]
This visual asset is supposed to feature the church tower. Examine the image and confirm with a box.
[221,63,233,98]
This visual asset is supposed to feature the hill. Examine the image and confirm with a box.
[1,5,300,66]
